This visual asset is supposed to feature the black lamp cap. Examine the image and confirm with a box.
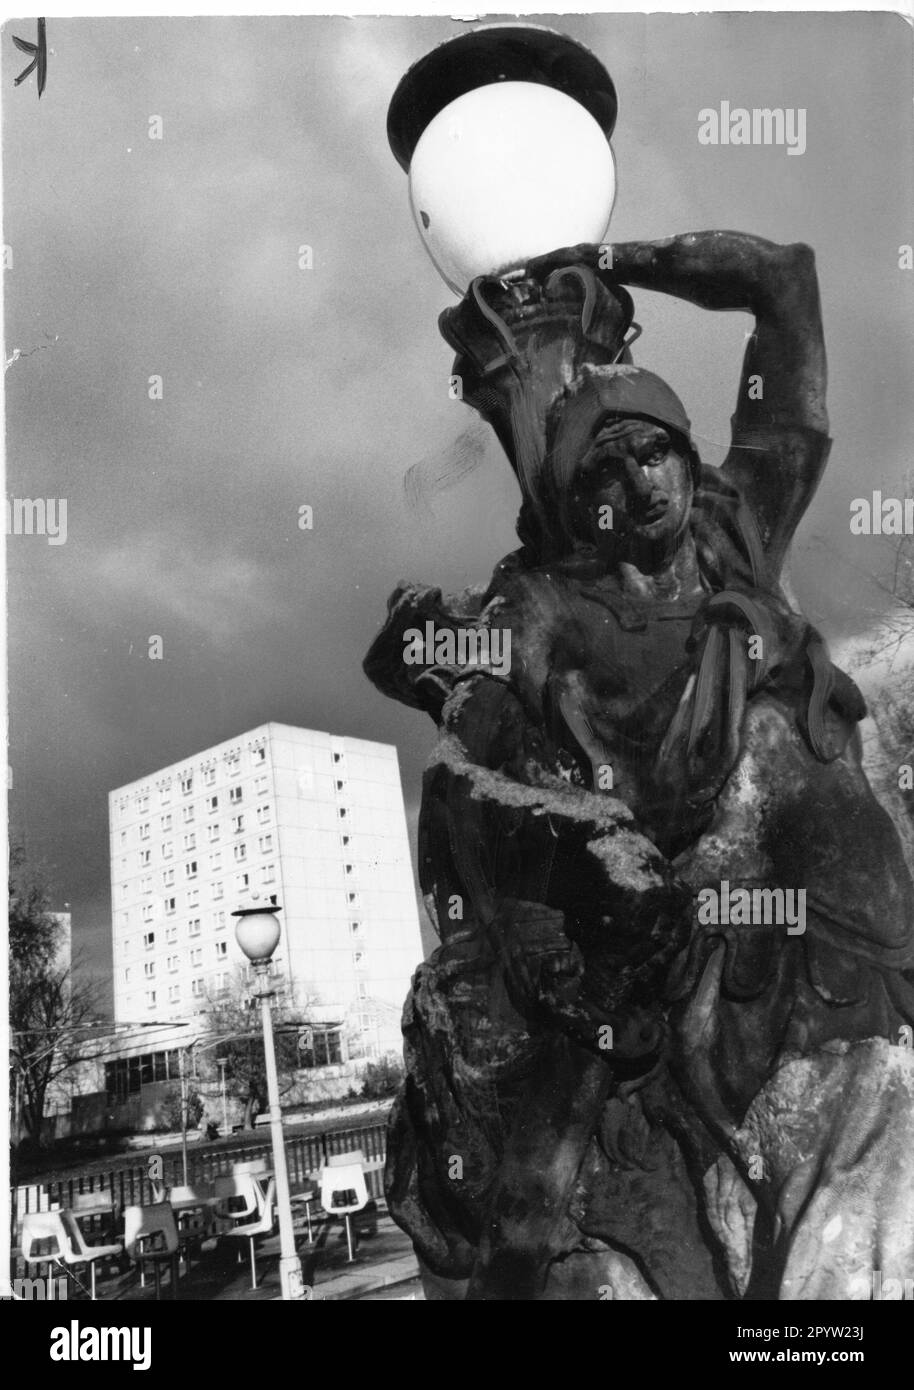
[231,896,282,918]
[388,23,618,174]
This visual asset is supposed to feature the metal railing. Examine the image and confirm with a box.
[10,1116,390,1253]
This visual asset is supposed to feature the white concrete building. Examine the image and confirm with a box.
[109,723,422,1061]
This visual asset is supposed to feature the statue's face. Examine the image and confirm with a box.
[559,413,693,563]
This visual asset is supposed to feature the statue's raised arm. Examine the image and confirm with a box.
[608,230,831,577]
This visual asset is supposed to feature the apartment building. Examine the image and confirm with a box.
[109,723,422,1062]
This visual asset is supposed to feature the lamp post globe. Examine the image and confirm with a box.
[387,23,619,293]
[232,900,282,964]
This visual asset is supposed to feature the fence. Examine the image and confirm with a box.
[11,1116,390,1250]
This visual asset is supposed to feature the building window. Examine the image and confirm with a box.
[184,833,196,851]
[165,925,178,944]
[214,911,226,930]
[261,863,276,885]
[353,951,365,970]
[143,931,155,949]
[212,881,224,901]
[146,990,156,1008]
[333,752,343,764]
[190,947,202,966]
[350,920,361,936]
[298,1027,343,1068]
[139,849,151,866]
[336,779,344,791]
[339,807,347,819]
[345,863,353,875]
[182,804,195,824]
[163,868,175,888]
[161,813,172,832]
[120,830,128,847]
[234,843,247,863]
[252,747,266,765]
[357,981,369,1000]
[120,883,128,898]
[119,910,129,928]
[255,775,269,794]
[138,795,149,813]
[189,918,201,937]
[348,892,359,905]
[144,961,155,978]
[259,834,273,854]
[341,835,350,847]
[214,972,229,992]
[139,823,150,841]
[237,872,250,893]
[181,774,193,796]
[257,805,271,825]
[207,795,218,812]
[209,852,221,871]
[229,786,242,804]
[168,984,180,1003]
[140,876,152,895]
[207,823,221,844]
[124,967,131,984]
[159,785,171,806]
[142,903,154,923]
[215,941,227,959]
[187,888,199,908]
[232,813,244,834]
[204,767,216,787]
[165,896,176,915]
[162,841,173,859]
[185,861,198,879]
[168,955,179,972]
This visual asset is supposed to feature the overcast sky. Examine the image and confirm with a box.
[4,12,913,1005]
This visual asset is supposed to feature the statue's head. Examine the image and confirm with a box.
[537,365,701,566]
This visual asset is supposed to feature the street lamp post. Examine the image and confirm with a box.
[233,898,307,1302]
[216,1056,228,1136]
[179,1047,189,1187]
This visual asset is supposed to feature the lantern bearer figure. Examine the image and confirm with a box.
[367,25,914,1300]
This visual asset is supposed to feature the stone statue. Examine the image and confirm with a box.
[365,231,914,1300]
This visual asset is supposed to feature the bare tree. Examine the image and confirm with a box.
[9,848,101,1146]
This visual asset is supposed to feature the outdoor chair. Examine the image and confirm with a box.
[20,1209,121,1301]
[213,1173,259,1228]
[167,1184,218,1267]
[123,1202,181,1300]
[222,1176,276,1290]
[319,1151,371,1263]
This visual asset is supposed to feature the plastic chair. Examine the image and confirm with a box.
[320,1151,369,1263]
[214,1174,259,1227]
[21,1210,121,1302]
[123,1202,180,1300]
[222,1177,276,1289]
[62,1211,123,1300]
[168,1184,217,1265]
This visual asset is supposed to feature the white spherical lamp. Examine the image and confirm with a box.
[233,900,282,963]
[388,25,619,296]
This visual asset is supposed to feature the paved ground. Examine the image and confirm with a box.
[67,1201,422,1302]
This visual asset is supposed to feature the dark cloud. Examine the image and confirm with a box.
[5,14,913,1001]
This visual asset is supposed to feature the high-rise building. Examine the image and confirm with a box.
[109,724,422,1060]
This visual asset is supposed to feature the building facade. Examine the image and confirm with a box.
[109,724,422,1066]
